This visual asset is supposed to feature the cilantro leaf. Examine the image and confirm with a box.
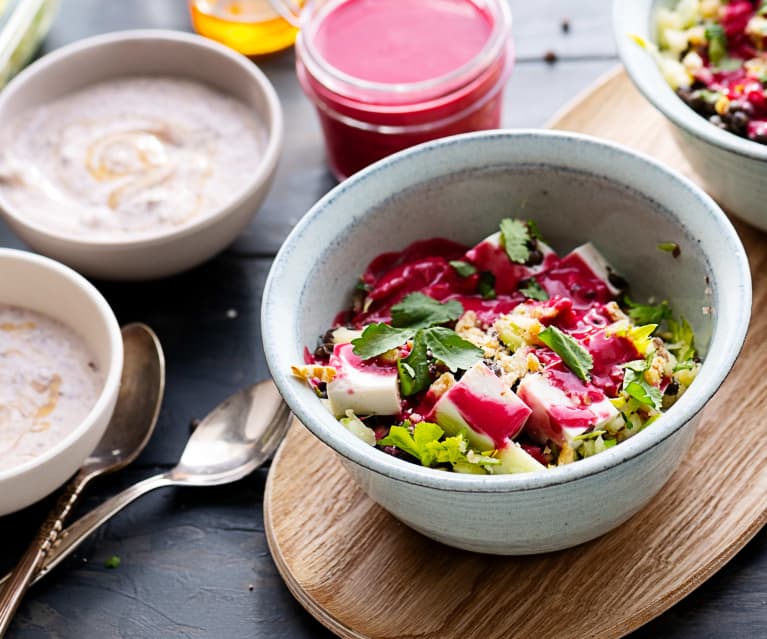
[351,323,415,359]
[390,293,463,329]
[499,218,531,264]
[398,331,432,396]
[449,260,477,278]
[622,296,672,326]
[668,316,696,362]
[478,271,496,300]
[423,327,484,373]
[538,326,593,382]
[519,278,549,301]
[705,23,727,65]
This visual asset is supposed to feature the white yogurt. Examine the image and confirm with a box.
[0,305,104,472]
[0,76,266,238]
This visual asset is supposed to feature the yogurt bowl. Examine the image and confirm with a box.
[0,29,283,280]
[0,249,123,515]
[262,130,751,555]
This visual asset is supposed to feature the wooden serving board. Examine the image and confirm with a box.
[264,68,767,639]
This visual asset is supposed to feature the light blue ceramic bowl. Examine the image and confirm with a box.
[614,0,767,231]
[262,130,751,555]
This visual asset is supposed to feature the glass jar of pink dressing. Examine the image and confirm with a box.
[293,0,513,180]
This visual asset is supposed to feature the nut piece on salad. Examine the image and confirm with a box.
[636,0,767,143]
[292,217,700,475]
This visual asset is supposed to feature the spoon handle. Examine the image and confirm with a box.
[0,470,90,635]
[34,472,176,585]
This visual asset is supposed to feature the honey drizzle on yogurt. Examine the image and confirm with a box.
[0,306,103,472]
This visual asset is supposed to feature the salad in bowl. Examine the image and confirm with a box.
[293,218,699,475]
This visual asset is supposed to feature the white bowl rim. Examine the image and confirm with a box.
[0,248,124,481]
[613,0,767,162]
[0,28,284,249]
[262,129,752,493]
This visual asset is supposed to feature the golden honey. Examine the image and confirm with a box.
[189,0,298,56]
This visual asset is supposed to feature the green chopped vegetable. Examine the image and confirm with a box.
[478,271,496,300]
[519,278,549,301]
[397,331,432,396]
[104,555,121,569]
[657,242,681,258]
[622,360,663,411]
[449,260,477,278]
[538,326,593,382]
[705,23,727,66]
[339,410,377,446]
[499,218,532,264]
[668,316,696,362]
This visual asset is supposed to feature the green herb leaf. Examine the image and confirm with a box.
[622,364,663,411]
[351,323,416,359]
[519,278,549,301]
[397,331,432,396]
[378,422,489,469]
[668,316,696,362]
[478,271,497,300]
[622,296,672,326]
[527,219,544,241]
[538,326,593,382]
[390,293,463,329]
[657,242,681,258]
[499,218,532,264]
[423,327,484,373]
[104,555,121,569]
[705,23,727,66]
[378,423,424,460]
[449,260,477,278]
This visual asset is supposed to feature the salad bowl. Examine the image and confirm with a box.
[262,130,751,555]
[613,0,767,232]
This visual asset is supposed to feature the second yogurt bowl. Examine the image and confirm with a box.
[0,29,283,280]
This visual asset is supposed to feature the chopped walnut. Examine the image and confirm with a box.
[456,311,500,357]
[604,301,628,323]
[428,372,455,400]
[558,443,576,465]
[290,364,337,383]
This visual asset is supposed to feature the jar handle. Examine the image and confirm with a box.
[268,0,302,27]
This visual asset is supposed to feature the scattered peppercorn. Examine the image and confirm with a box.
[544,50,558,64]
[561,18,570,34]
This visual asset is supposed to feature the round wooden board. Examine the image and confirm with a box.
[264,68,767,639]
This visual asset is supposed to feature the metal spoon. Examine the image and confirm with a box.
[0,323,165,635]
[18,378,291,587]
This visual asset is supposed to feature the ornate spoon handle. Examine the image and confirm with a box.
[0,470,90,636]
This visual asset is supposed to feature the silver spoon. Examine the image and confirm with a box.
[14,378,291,587]
[0,323,165,635]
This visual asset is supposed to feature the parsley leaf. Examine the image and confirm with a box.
[705,23,727,66]
[398,331,432,396]
[449,260,477,278]
[538,326,593,382]
[519,278,549,301]
[423,327,484,372]
[478,271,496,300]
[351,323,415,359]
[499,218,531,264]
[390,293,463,329]
[622,296,672,326]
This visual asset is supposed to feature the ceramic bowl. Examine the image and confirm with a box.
[613,0,767,231]
[0,30,283,280]
[262,130,751,555]
[0,249,123,515]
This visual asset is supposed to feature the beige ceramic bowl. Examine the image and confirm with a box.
[0,30,283,280]
[0,249,123,515]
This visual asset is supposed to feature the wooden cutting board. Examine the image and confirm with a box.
[263,68,767,639]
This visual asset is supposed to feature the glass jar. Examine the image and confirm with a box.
[294,0,513,179]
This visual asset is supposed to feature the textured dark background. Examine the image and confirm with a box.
[0,1,764,637]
